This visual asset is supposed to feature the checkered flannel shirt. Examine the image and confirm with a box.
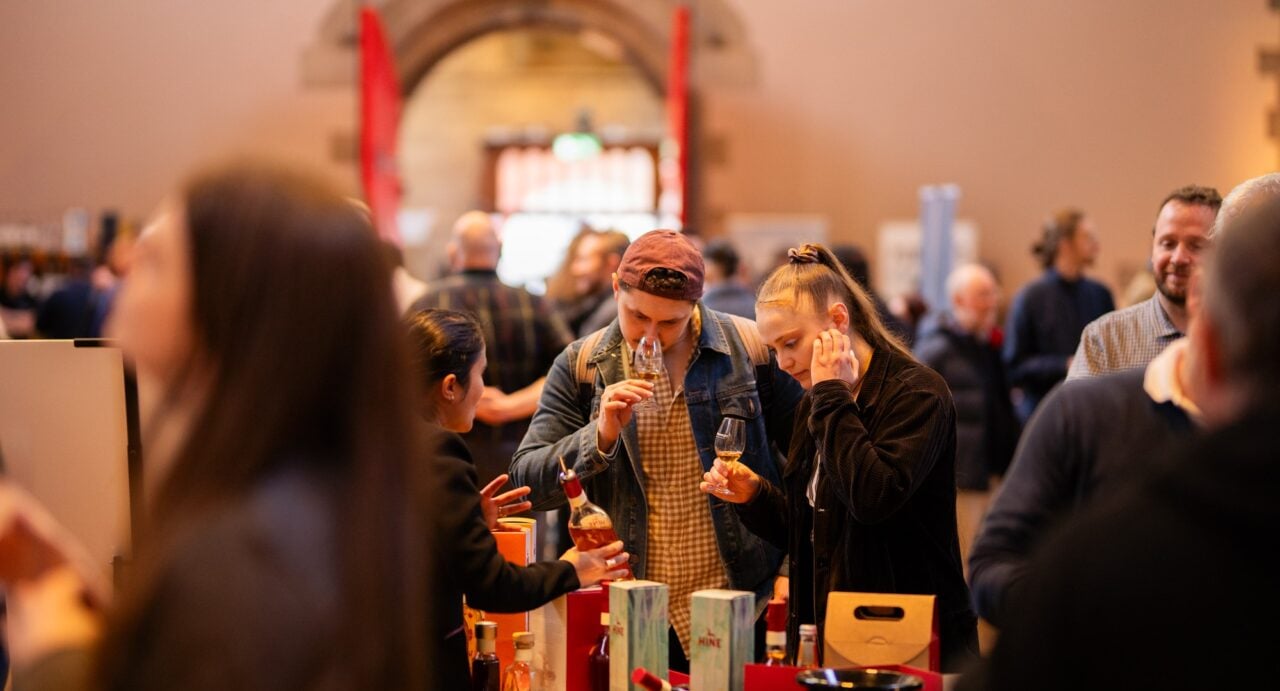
[1067,293,1182,381]
[629,336,728,657]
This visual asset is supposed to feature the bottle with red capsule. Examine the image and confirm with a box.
[630,667,689,691]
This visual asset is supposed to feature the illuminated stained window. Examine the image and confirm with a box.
[495,145,657,214]
[486,142,680,292]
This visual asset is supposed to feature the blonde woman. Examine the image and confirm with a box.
[701,243,978,671]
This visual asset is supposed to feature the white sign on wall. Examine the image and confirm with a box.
[876,219,978,302]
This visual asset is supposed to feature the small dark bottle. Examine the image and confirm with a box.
[587,610,610,691]
[471,620,500,691]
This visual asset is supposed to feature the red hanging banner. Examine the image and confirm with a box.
[664,4,691,227]
[359,5,403,242]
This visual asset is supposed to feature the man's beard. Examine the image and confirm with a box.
[1156,268,1190,306]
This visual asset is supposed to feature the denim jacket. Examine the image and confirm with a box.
[510,304,805,605]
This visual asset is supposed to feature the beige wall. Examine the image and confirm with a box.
[0,0,351,225]
[700,0,1276,293]
[1,0,1275,295]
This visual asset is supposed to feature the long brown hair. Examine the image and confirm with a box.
[757,242,914,361]
[98,162,429,689]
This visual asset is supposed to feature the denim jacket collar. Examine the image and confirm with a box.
[585,302,729,366]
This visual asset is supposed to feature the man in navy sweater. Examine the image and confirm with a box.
[1003,208,1113,422]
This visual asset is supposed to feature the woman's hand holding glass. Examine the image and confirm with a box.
[810,328,859,387]
[701,417,760,502]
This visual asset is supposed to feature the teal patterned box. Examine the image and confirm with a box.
[609,580,669,691]
[689,589,754,691]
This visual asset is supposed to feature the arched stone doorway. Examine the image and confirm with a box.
[302,0,759,279]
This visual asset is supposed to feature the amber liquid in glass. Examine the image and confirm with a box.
[716,450,742,464]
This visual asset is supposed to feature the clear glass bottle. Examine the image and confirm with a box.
[471,620,501,691]
[762,599,789,666]
[501,632,537,691]
[558,456,633,579]
[796,624,819,669]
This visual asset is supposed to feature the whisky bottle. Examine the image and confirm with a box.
[471,620,500,691]
[558,456,633,579]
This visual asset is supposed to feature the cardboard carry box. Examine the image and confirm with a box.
[823,592,939,672]
[464,517,538,671]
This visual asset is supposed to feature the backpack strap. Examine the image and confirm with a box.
[725,313,770,368]
[572,327,609,416]
[574,327,608,386]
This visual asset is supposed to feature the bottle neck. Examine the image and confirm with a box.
[561,472,587,507]
[477,639,496,655]
[514,648,532,663]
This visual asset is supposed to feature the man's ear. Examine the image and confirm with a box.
[612,273,621,299]
[828,301,851,333]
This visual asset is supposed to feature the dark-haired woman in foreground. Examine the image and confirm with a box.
[406,308,628,687]
[701,243,979,672]
[0,162,444,690]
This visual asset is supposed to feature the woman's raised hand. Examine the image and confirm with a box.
[810,328,859,386]
[478,474,533,530]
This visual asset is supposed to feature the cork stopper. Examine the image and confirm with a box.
[513,632,535,649]
[475,620,497,641]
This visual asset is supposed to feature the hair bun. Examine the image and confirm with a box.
[787,246,821,264]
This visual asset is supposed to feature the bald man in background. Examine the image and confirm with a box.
[409,211,572,486]
[915,264,1021,564]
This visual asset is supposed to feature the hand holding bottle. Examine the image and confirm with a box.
[561,540,630,586]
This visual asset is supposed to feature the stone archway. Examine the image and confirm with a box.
[301,0,760,230]
[303,0,758,94]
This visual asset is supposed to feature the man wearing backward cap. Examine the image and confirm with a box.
[511,230,804,671]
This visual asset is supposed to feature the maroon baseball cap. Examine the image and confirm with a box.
[616,230,704,301]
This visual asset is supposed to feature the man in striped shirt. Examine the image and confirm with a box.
[1067,186,1219,380]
